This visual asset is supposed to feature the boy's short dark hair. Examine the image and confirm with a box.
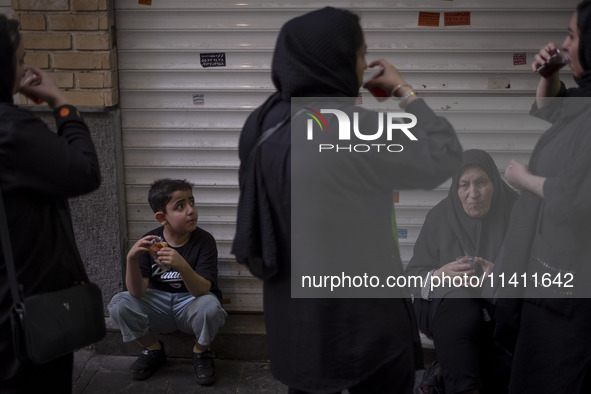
[148,179,194,213]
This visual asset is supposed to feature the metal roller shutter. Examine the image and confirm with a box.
[115,0,578,310]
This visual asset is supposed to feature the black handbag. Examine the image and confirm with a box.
[1,191,106,364]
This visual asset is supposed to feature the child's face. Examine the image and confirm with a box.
[162,189,198,234]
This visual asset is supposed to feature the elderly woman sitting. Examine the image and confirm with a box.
[405,149,517,394]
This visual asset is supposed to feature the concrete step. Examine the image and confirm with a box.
[95,312,436,368]
[94,312,269,361]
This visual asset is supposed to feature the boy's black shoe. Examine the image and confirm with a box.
[130,341,167,380]
[193,350,216,385]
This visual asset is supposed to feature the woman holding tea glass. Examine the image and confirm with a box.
[494,1,591,393]
[406,149,517,394]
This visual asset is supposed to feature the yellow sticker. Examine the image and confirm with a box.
[138,0,152,5]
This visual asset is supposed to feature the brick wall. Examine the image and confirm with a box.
[9,0,126,307]
[11,0,117,107]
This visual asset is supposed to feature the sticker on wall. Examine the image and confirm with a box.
[200,52,227,68]
[193,93,205,106]
[397,229,408,239]
[444,12,471,26]
[513,52,527,66]
[418,12,440,27]
[356,92,363,105]
[138,0,152,5]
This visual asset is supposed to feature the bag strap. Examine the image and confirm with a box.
[247,108,306,164]
[0,189,23,306]
[54,201,89,282]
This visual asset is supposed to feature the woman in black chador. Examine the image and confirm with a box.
[0,14,101,394]
[233,7,462,393]
[495,1,591,392]
[406,149,517,394]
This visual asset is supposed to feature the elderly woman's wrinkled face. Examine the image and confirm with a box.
[457,165,494,218]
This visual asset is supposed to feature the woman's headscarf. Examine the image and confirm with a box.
[0,14,19,103]
[446,149,518,260]
[271,7,363,100]
[568,0,591,94]
[233,7,365,277]
[577,1,591,73]
[240,7,364,156]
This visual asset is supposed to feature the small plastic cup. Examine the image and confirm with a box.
[536,48,569,78]
[456,256,483,278]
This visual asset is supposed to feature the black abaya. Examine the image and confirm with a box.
[234,7,462,392]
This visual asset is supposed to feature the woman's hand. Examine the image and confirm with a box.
[504,160,547,198]
[504,160,530,190]
[363,59,412,98]
[532,42,562,104]
[531,42,559,74]
[475,257,494,285]
[19,66,70,109]
[434,258,474,279]
[434,257,493,288]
